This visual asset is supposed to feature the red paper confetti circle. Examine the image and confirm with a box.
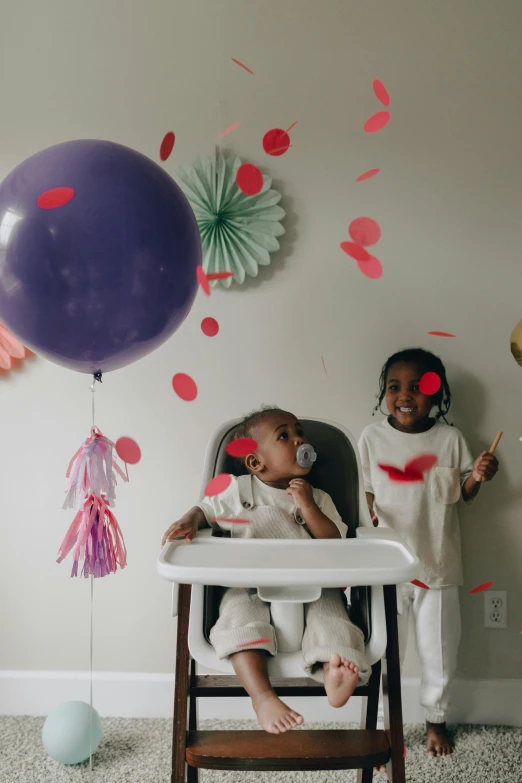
[231,58,254,75]
[340,242,371,262]
[172,373,198,401]
[236,163,263,195]
[226,438,258,458]
[419,371,441,396]
[378,464,423,483]
[262,128,290,156]
[428,331,456,338]
[364,111,391,133]
[239,637,272,648]
[411,579,430,590]
[356,168,380,182]
[159,132,175,162]
[116,437,141,465]
[196,265,211,296]
[37,187,75,210]
[215,517,251,525]
[373,79,391,107]
[201,317,219,337]
[470,581,493,594]
[405,454,438,475]
[357,255,383,279]
[205,473,232,497]
[207,271,234,281]
[349,217,381,247]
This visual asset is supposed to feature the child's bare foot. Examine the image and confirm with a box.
[323,654,359,708]
[252,690,304,734]
[426,721,453,757]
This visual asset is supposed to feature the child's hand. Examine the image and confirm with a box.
[472,451,499,482]
[161,516,198,547]
[286,479,315,510]
[368,507,378,526]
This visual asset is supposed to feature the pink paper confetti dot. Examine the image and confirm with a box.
[207,272,234,281]
[217,121,240,139]
[428,331,456,338]
[159,132,175,162]
[201,317,219,337]
[349,217,381,247]
[196,265,211,296]
[262,128,290,156]
[236,163,263,196]
[404,745,407,759]
[357,255,383,280]
[205,473,232,497]
[411,579,430,590]
[364,111,391,133]
[373,79,391,107]
[37,186,75,210]
[172,373,198,402]
[231,58,254,74]
[405,453,438,475]
[356,168,380,182]
[215,517,251,525]
[116,437,141,465]
[340,242,371,262]
[226,437,258,458]
[239,638,272,648]
[470,581,493,594]
[419,371,441,396]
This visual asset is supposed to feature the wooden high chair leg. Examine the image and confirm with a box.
[382,584,406,783]
[356,659,381,783]
[171,583,192,783]
[187,660,199,782]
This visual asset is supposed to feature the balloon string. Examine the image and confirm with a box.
[89,573,93,775]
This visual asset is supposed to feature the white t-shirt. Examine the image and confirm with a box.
[198,474,348,539]
[358,419,475,587]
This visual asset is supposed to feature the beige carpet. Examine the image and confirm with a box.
[1,717,520,782]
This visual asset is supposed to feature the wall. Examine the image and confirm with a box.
[0,0,521,701]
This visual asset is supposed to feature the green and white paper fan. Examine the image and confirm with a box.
[177,153,285,288]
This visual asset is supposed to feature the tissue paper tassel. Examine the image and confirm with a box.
[57,494,127,578]
[63,427,128,511]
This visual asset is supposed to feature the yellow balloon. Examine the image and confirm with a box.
[510,320,522,366]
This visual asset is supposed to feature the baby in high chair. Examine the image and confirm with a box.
[162,406,370,734]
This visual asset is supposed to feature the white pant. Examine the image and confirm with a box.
[397,583,461,724]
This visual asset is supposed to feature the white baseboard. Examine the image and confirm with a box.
[1,670,520,727]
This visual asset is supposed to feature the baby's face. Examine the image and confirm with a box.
[252,411,311,481]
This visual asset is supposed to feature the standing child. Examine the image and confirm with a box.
[358,348,498,764]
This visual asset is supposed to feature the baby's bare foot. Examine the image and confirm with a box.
[323,653,359,708]
[426,721,453,757]
[252,690,304,734]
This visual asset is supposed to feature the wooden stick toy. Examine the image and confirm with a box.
[477,430,502,482]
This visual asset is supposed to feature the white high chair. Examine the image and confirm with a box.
[158,417,420,783]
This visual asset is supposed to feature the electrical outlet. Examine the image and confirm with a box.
[484,590,507,629]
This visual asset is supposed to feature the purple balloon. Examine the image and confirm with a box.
[0,139,201,373]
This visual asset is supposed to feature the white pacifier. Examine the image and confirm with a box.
[296,443,317,468]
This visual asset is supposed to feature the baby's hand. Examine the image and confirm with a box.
[286,478,315,510]
[368,506,378,527]
[161,516,198,547]
[472,451,499,482]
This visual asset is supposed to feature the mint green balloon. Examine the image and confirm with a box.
[42,701,102,765]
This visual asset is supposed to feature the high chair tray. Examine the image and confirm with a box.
[157,528,419,587]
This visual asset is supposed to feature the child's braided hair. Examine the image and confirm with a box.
[373,348,452,423]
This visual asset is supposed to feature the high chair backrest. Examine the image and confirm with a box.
[210,417,361,537]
